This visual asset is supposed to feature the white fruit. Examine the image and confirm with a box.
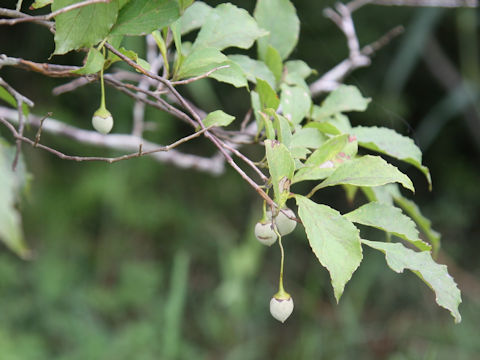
[254,221,278,246]
[92,108,113,134]
[267,208,297,236]
[270,295,294,323]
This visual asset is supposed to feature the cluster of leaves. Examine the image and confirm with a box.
[1,0,461,322]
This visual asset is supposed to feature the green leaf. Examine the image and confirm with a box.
[0,87,29,116]
[251,91,263,130]
[351,126,432,189]
[265,45,283,85]
[109,47,151,71]
[394,192,441,256]
[193,3,268,51]
[176,0,194,12]
[280,84,312,125]
[203,110,235,128]
[318,155,414,192]
[265,140,295,207]
[208,61,248,88]
[293,134,355,183]
[260,112,275,140]
[53,0,119,54]
[296,195,362,302]
[254,0,300,60]
[228,55,276,88]
[345,202,430,251]
[175,47,227,79]
[315,85,371,120]
[179,1,212,35]
[71,48,105,75]
[289,128,326,149]
[361,240,461,323]
[307,112,352,135]
[285,60,313,79]
[273,113,292,148]
[31,0,52,9]
[110,0,180,36]
[256,78,279,110]
[0,142,30,259]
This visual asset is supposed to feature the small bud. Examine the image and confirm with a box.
[267,207,297,236]
[270,294,294,323]
[254,221,278,246]
[92,107,113,134]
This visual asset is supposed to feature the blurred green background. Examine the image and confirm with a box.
[1,1,479,359]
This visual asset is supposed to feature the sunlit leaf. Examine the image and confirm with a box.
[345,202,430,251]
[193,3,268,51]
[319,155,414,192]
[351,126,431,189]
[362,240,461,323]
[254,0,300,60]
[296,195,362,302]
[314,85,371,120]
[203,110,235,128]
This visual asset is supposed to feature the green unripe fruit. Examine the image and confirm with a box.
[254,221,278,246]
[92,107,113,134]
[267,207,297,236]
[270,294,294,323]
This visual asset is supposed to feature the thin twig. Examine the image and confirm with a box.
[0,107,225,174]
[0,0,112,26]
[171,65,230,85]
[1,116,212,163]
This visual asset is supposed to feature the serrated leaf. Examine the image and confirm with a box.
[193,3,268,51]
[280,84,311,125]
[351,126,432,189]
[71,48,104,75]
[53,0,119,54]
[265,140,295,207]
[361,240,461,323]
[110,0,180,36]
[228,55,276,88]
[345,202,430,251]
[179,1,212,35]
[208,61,248,88]
[319,155,414,192]
[315,85,371,120]
[296,195,362,302]
[175,47,227,79]
[254,0,300,60]
[251,91,263,130]
[256,78,279,110]
[203,110,235,128]
[289,128,325,149]
[265,45,283,85]
[394,191,441,256]
[31,0,52,9]
[0,142,30,259]
[293,134,355,183]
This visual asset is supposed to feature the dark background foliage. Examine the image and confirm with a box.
[0,1,479,359]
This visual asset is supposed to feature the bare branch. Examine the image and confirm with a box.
[309,26,404,97]
[0,106,225,175]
